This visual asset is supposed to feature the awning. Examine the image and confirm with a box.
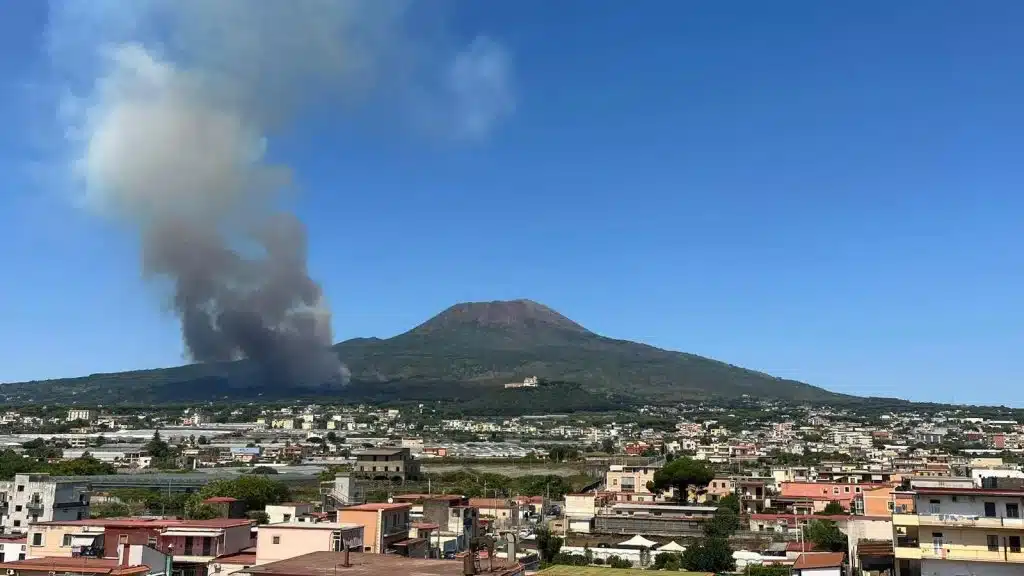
[656,541,686,552]
[162,530,223,537]
[618,535,658,548]
[71,535,102,546]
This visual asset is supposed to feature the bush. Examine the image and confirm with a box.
[592,558,605,566]
[607,555,633,569]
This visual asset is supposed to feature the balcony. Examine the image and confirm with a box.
[916,514,1024,528]
[893,513,919,526]
[26,500,43,510]
[920,547,1024,563]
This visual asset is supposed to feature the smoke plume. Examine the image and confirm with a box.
[47,0,514,386]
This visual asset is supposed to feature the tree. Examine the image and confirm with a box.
[806,519,847,552]
[653,552,682,571]
[681,538,735,572]
[719,493,741,514]
[534,527,563,564]
[748,565,792,576]
[251,466,279,475]
[146,431,170,459]
[248,510,270,524]
[821,501,846,515]
[197,476,291,510]
[648,456,714,504]
[601,438,615,454]
[91,501,130,518]
[704,507,741,538]
[197,435,209,445]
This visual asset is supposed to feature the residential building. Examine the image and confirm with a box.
[264,504,314,524]
[605,464,658,497]
[894,486,1024,576]
[778,482,884,513]
[0,535,26,562]
[336,503,412,554]
[67,410,96,423]
[563,494,596,534]
[351,448,421,481]
[593,503,717,537]
[240,550,525,576]
[27,518,253,576]
[255,523,363,564]
[706,477,735,502]
[1,474,90,533]
[468,499,519,528]
[421,498,478,554]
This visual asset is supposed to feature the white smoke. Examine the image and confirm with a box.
[46,0,515,387]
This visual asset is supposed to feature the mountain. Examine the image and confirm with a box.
[335,299,844,402]
[0,299,848,406]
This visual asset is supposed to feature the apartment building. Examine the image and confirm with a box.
[336,503,412,554]
[777,482,884,513]
[0,474,90,533]
[351,448,421,481]
[893,486,1024,576]
[593,503,717,537]
[27,518,253,576]
[255,523,363,563]
[66,410,96,423]
[605,464,658,498]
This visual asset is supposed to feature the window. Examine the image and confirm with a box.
[13,521,20,528]
[283,514,291,522]
[272,536,281,545]
[844,487,850,493]
[63,534,73,547]
[16,486,24,492]
[833,488,840,495]
[929,499,941,514]
[31,534,42,546]
[148,536,158,547]
[987,535,999,552]
[887,501,895,512]
[1007,503,1020,518]
[984,502,997,518]
[14,505,21,512]
[1010,536,1021,553]
[118,535,128,545]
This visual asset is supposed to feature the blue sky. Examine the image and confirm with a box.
[2,1,1023,405]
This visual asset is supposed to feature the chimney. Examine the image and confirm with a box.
[462,552,477,576]
[342,547,350,568]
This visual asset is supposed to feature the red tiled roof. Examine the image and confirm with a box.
[794,552,845,570]
[214,551,258,565]
[33,518,252,529]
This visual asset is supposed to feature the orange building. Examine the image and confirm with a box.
[336,503,415,554]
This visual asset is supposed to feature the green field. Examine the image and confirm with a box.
[537,567,713,576]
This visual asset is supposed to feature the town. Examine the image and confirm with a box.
[0,399,1021,576]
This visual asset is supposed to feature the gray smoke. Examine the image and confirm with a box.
[49,0,514,386]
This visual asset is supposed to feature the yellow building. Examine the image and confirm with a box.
[894,486,1024,576]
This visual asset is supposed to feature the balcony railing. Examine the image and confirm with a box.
[917,514,1024,528]
[896,537,919,548]
[27,500,43,510]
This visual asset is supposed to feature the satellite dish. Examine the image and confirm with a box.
[388,497,394,504]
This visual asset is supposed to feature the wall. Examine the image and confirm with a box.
[916,493,1024,517]
[336,510,379,553]
[799,568,840,576]
[0,542,26,562]
[921,559,1021,576]
[265,504,311,524]
[564,495,595,519]
[222,525,252,556]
